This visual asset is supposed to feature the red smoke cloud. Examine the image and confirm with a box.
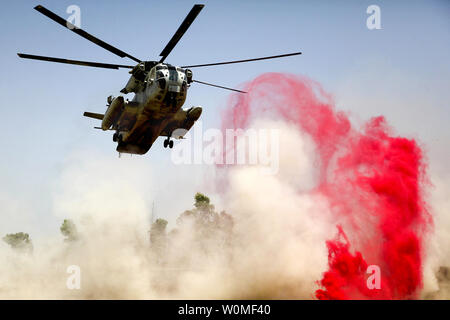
[220,73,432,299]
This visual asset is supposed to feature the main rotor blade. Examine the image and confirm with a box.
[34,5,141,63]
[18,53,134,70]
[193,80,247,94]
[159,4,204,63]
[182,52,302,68]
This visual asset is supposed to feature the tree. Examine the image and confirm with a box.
[2,232,33,252]
[150,218,168,243]
[194,192,213,210]
[178,193,217,227]
[175,193,234,249]
[150,218,168,261]
[60,219,79,242]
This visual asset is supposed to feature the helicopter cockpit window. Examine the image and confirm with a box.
[133,68,146,82]
[169,69,178,82]
[156,71,165,79]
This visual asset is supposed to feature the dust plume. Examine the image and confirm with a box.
[0,73,448,299]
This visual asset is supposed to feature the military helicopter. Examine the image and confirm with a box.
[18,4,301,155]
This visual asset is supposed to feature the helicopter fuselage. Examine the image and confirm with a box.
[101,62,201,155]
[19,4,300,156]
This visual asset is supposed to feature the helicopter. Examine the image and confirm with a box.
[18,4,302,155]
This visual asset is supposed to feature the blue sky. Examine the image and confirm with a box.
[0,0,448,237]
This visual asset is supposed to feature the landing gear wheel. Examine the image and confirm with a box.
[163,137,173,149]
[113,132,119,142]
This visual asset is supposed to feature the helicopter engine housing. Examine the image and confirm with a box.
[102,96,124,130]
[187,106,202,121]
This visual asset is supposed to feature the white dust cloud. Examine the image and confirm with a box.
[0,119,448,299]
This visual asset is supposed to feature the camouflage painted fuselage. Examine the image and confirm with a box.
[93,62,201,155]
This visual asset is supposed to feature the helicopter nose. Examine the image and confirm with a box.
[168,83,182,93]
